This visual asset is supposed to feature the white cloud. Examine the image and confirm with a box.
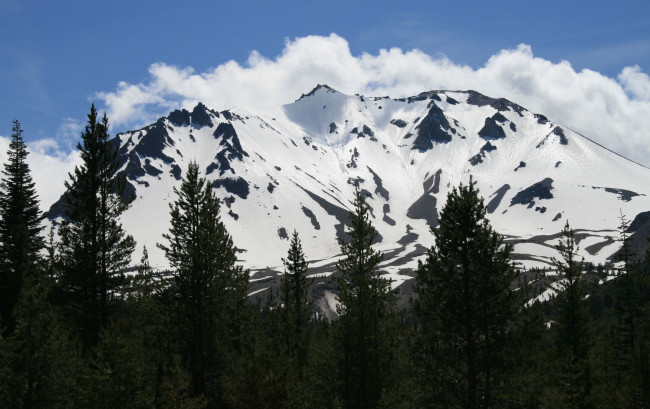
[96,34,650,167]
[0,135,81,212]
[54,117,83,150]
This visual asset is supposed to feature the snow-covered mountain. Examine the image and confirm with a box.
[48,84,650,307]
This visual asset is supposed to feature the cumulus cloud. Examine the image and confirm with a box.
[0,135,81,212]
[96,33,650,166]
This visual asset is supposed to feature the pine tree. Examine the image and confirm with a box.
[280,230,312,363]
[130,245,161,299]
[0,120,44,335]
[56,104,135,350]
[551,221,592,409]
[158,161,249,406]
[414,183,518,409]
[335,189,396,409]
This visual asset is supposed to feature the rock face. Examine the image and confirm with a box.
[49,85,650,305]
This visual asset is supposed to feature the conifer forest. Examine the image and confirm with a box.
[2,107,650,409]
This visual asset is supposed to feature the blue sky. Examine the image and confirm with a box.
[1,0,650,206]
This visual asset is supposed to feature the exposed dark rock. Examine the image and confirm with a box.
[143,159,163,177]
[592,186,642,202]
[346,147,359,169]
[132,120,175,164]
[407,193,438,227]
[168,109,191,127]
[295,185,350,240]
[535,206,547,213]
[492,112,508,123]
[390,119,408,128]
[552,126,568,145]
[383,214,396,226]
[191,102,213,128]
[213,177,250,199]
[277,227,288,240]
[628,211,650,232]
[469,153,484,166]
[222,196,235,208]
[404,132,413,139]
[407,91,442,103]
[382,203,396,226]
[347,176,364,187]
[295,84,338,101]
[555,161,561,168]
[274,166,281,171]
[487,184,510,214]
[469,142,496,166]
[535,114,548,125]
[301,206,320,230]
[514,161,526,171]
[397,228,419,246]
[510,122,517,132]
[221,110,233,121]
[510,178,554,206]
[465,90,525,114]
[329,122,337,133]
[446,96,459,105]
[367,166,389,200]
[412,102,452,150]
[170,164,182,180]
[228,210,239,220]
[267,183,275,193]
[478,117,506,140]
[214,123,247,157]
[481,141,497,152]
[552,213,562,222]
[585,237,616,256]
[362,125,375,139]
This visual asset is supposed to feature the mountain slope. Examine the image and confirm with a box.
[50,85,650,299]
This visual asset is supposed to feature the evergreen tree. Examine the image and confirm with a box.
[158,161,249,407]
[335,189,396,409]
[56,104,135,350]
[615,212,639,354]
[130,245,161,299]
[0,273,84,409]
[280,230,312,364]
[550,221,592,409]
[0,120,44,335]
[414,182,519,409]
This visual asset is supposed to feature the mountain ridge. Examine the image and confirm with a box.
[48,85,650,302]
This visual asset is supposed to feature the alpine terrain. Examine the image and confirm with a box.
[48,84,650,309]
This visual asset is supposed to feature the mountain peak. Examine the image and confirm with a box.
[168,102,216,128]
[295,84,340,102]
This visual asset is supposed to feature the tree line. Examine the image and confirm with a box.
[1,107,650,408]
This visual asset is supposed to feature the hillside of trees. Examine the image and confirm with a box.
[1,108,650,408]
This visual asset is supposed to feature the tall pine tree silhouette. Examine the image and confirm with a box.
[158,160,249,406]
[0,120,44,335]
[336,189,395,409]
[56,104,135,350]
[551,221,592,408]
[280,230,312,365]
[414,182,518,409]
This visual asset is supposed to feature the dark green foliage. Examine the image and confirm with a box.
[335,189,397,409]
[0,275,84,409]
[549,221,592,408]
[158,161,249,406]
[56,105,135,350]
[414,182,519,409]
[0,120,44,335]
[280,230,312,364]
